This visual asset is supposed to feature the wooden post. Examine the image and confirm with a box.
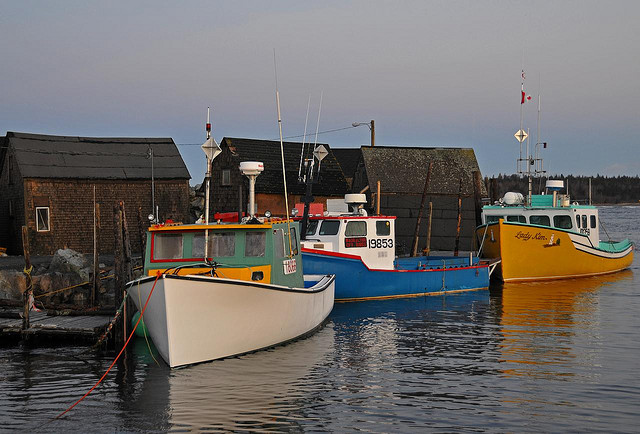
[21,226,32,331]
[490,177,499,204]
[92,197,100,307]
[137,206,146,264]
[425,202,433,256]
[411,162,433,257]
[376,180,381,215]
[113,203,124,349]
[119,201,133,342]
[454,177,463,256]
[370,119,375,147]
[472,171,483,227]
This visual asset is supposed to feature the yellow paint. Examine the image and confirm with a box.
[147,265,271,283]
[476,219,633,282]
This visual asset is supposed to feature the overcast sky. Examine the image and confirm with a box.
[2,1,639,183]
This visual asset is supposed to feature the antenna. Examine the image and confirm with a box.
[298,95,311,182]
[313,91,323,174]
[273,50,294,257]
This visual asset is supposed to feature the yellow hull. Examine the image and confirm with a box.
[476,220,633,282]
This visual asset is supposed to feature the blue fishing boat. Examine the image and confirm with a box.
[299,194,495,302]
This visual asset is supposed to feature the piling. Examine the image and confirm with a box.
[411,162,433,257]
[92,196,100,307]
[21,226,32,332]
[425,202,433,256]
[376,181,381,215]
[113,203,124,348]
[454,177,463,256]
[473,171,483,227]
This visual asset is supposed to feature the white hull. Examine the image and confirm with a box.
[126,274,335,368]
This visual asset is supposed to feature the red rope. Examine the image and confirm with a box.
[53,272,162,421]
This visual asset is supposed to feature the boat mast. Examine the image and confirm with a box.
[274,51,294,257]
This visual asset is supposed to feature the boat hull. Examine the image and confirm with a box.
[126,273,335,368]
[301,249,490,302]
[476,220,633,282]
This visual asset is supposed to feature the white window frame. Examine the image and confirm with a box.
[36,206,50,232]
[221,169,231,186]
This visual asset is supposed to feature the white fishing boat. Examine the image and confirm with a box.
[125,109,334,368]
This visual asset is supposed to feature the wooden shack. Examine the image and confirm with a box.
[207,137,349,217]
[0,132,191,255]
[351,146,486,255]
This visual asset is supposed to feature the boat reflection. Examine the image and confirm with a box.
[131,324,335,431]
[493,270,633,378]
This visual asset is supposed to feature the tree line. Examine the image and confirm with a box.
[487,174,640,205]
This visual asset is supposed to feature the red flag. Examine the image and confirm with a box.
[521,90,525,104]
[521,91,532,104]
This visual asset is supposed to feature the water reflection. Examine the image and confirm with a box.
[129,324,336,432]
[493,270,633,379]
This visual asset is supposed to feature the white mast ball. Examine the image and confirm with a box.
[239,161,264,176]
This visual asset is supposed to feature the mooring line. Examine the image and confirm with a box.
[47,272,161,424]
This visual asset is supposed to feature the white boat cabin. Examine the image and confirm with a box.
[299,194,396,270]
[481,181,601,247]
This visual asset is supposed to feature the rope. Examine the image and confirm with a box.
[93,293,128,348]
[598,217,615,246]
[34,265,143,299]
[53,272,162,422]
[136,279,160,366]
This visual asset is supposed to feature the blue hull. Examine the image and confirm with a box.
[302,250,490,301]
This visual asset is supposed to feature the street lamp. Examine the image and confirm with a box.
[352,120,375,147]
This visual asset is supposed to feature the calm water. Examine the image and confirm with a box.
[1,207,638,432]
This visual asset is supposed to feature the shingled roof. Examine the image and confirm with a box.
[4,131,190,180]
[221,137,348,196]
[360,146,485,196]
[332,148,362,181]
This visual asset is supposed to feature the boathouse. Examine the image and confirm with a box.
[0,132,191,255]
[351,146,486,254]
[207,137,349,217]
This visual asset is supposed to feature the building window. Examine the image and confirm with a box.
[36,207,50,232]
[221,169,231,186]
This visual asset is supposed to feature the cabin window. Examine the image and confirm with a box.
[553,215,573,229]
[518,215,526,223]
[273,229,285,258]
[221,169,231,186]
[306,220,318,236]
[486,215,503,223]
[289,228,299,255]
[245,231,266,257]
[35,207,50,232]
[319,220,340,235]
[576,215,581,228]
[376,220,391,236]
[582,215,587,228]
[530,215,550,227]
[506,216,519,222]
[192,232,236,258]
[153,233,183,259]
[590,215,596,228]
[345,221,367,236]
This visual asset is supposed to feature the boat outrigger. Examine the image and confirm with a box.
[125,109,334,368]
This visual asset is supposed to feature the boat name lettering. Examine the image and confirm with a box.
[368,238,393,249]
[283,258,297,275]
[515,231,547,241]
[580,228,591,236]
[345,237,367,248]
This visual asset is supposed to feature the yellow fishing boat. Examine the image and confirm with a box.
[476,182,633,282]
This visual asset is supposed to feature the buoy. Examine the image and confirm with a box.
[131,311,148,337]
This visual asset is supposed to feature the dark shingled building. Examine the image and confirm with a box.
[351,146,486,254]
[208,138,349,217]
[0,132,190,255]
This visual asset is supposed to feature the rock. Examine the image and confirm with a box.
[49,249,90,282]
[0,270,26,301]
